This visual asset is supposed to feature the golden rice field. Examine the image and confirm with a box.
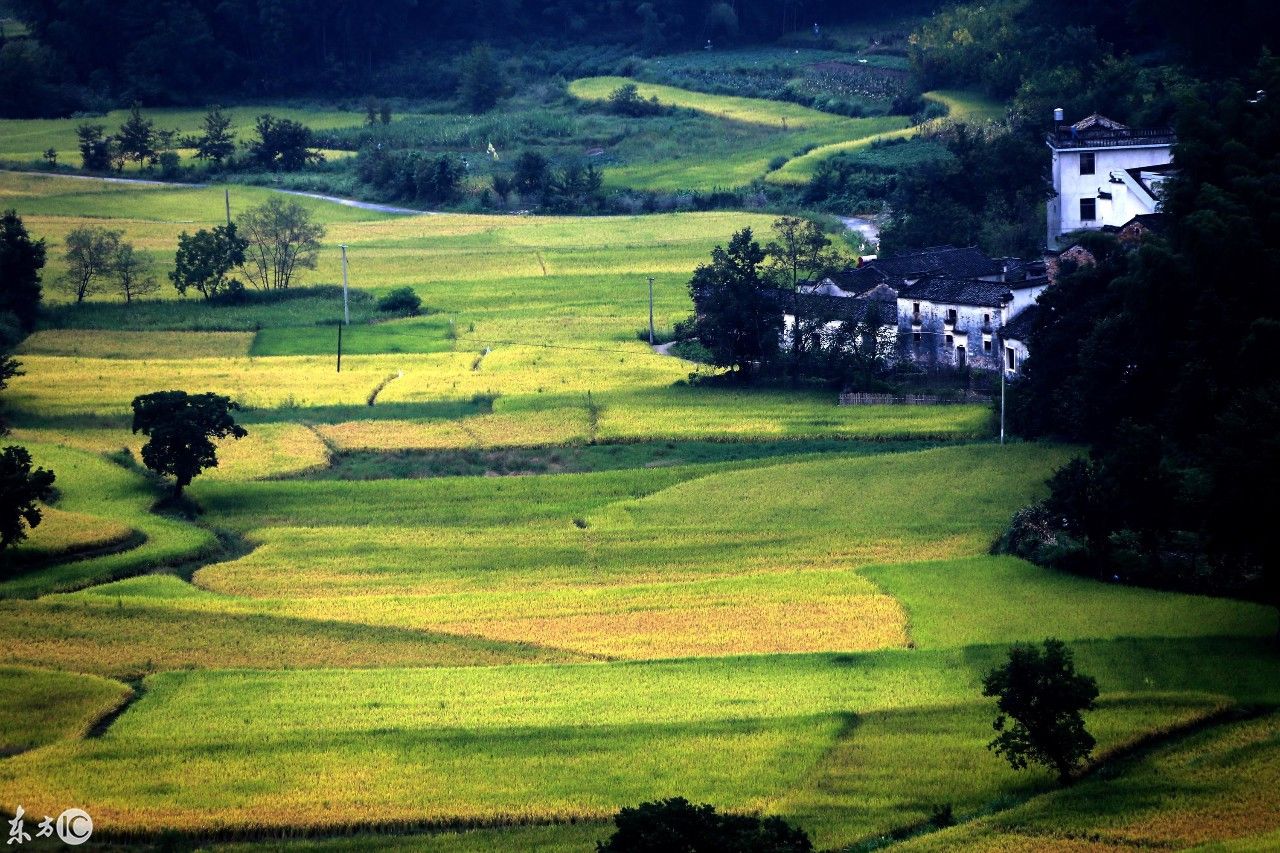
[0,172,1276,850]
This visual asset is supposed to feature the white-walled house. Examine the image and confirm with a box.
[1046,112,1176,248]
[895,274,1049,372]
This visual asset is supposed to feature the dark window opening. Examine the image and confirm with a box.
[912,302,920,314]
[983,313,990,324]
[913,331,921,343]
[1006,347,1016,370]
[945,334,953,347]
[1080,197,1097,221]
[984,339,992,353]
[945,309,958,324]
[1080,152,1095,175]
[956,345,967,368]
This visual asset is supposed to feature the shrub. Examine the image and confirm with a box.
[597,798,812,853]
[376,287,422,315]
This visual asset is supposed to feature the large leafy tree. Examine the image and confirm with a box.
[764,216,844,369]
[982,639,1099,784]
[0,445,56,552]
[170,224,248,300]
[236,198,326,291]
[60,226,122,304]
[247,114,322,172]
[689,227,780,380]
[131,391,247,497]
[457,44,503,113]
[0,209,46,332]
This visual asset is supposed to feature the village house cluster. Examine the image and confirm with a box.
[783,111,1176,377]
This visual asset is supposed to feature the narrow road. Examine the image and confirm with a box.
[9,170,433,216]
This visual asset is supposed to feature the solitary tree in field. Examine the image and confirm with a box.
[171,224,248,300]
[0,445,56,552]
[765,216,845,371]
[131,391,247,497]
[597,798,812,853]
[117,102,156,166]
[689,227,781,380]
[0,209,46,331]
[112,243,159,303]
[195,106,236,166]
[61,226,122,303]
[983,639,1099,784]
[235,198,325,291]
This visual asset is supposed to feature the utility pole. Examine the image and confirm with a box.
[336,324,343,373]
[340,244,350,326]
[647,276,655,345]
[1000,365,1006,446]
[224,188,231,228]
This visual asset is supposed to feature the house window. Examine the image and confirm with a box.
[945,309,957,324]
[1080,197,1097,221]
[1006,347,1016,370]
[956,345,967,368]
[912,302,920,314]
[984,339,992,353]
[913,331,921,343]
[1079,152,1095,175]
[945,334,953,347]
[982,313,990,325]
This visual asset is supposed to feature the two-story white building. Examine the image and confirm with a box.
[1046,112,1176,248]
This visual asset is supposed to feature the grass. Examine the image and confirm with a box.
[0,443,216,598]
[2,167,1277,850]
[0,666,132,755]
[896,710,1280,851]
[568,76,910,190]
[767,88,1006,185]
[1,642,1276,838]
[0,106,364,169]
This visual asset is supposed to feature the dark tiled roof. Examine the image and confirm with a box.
[1101,212,1169,236]
[822,265,889,294]
[781,291,879,324]
[1046,113,1176,149]
[1001,304,1040,342]
[866,246,1002,280]
[899,276,1013,308]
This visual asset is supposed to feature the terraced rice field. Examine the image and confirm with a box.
[0,172,1277,851]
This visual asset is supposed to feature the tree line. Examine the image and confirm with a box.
[999,56,1280,631]
[0,0,904,114]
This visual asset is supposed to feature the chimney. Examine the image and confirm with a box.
[1053,107,1064,123]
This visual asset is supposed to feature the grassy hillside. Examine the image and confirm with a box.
[0,170,1276,850]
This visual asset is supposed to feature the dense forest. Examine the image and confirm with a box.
[0,0,940,112]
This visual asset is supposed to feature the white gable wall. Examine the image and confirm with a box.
[1048,144,1173,246]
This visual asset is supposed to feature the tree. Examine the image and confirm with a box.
[170,224,248,300]
[512,150,550,194]
[248,114,322,172]
[597,798,812,853]
[413,155,464,203]
[765,216,844,369]
[0,209,45,331]
[235,198,326,291]
[112,243,159,303]
[131,391,247,497]
[75,123,113,171]
[688,228,781,379]
[458,44,503,112]
[0,356,19,434]
[0,445,55,552]
[194,106,236,165]
[61,226,122,304]
[607,83,663,117]
[982,639,1099,784]
[117,102,155,165]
